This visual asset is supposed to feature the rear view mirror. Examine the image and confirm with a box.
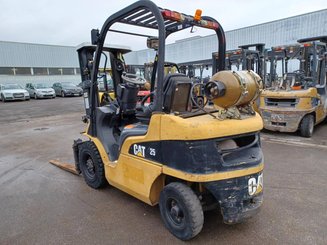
[147,37,159,50]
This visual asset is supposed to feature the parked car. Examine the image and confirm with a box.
[77,79,114,92]
[0,83,30,102]
[52,82,83,97]
[26,83,56,99]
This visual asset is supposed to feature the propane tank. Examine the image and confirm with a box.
[204,70,261,109]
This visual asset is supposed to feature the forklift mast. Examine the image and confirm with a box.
[212,43,266,80]
[266,36,327,88]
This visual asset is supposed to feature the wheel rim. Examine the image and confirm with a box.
[198,98,204,107]
[84,156,96,180]
[61,91,64,97]
[166,198,185,226]
[34,94,37,99]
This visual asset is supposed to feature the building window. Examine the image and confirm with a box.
[62,68,75,75]
[0,67,15,75]
[49,68,62,75]
[15,67,32,75]
[33,67,48,75]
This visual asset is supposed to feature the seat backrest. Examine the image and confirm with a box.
[163,73,192,113]
[116,82,139,115]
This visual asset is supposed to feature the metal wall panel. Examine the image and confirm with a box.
[0,42,79,67]
[0,75,81,87]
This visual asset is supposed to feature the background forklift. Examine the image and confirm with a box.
[51,0,264,240]
[212,43,266,80]
[259,36,327,137]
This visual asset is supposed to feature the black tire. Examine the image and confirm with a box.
[34,93,37,99]
[61,91,65,97]
[300,114,314,137]
[159,182,204,241]
[78,141,107,189]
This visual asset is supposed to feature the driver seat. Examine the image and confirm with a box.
[136,73,192,122]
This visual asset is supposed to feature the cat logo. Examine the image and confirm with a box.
[133,144,146,158]
[248,173,263,196]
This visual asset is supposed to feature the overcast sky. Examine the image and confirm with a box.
[0,0,326,50]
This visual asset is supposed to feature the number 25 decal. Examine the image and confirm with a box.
[149,148,156,156]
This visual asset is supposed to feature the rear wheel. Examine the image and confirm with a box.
[159,182,204,241]
[34,93,37,99]
[61,91,65,97]
[300,114,314,137]
[79,141,107,189]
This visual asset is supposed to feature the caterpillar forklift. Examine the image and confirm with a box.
[259,37,327,137]
[51,0,264,240]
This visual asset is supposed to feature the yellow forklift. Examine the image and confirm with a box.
[212,43,266,80]
[259,37,327,137]
[52,0,264,240]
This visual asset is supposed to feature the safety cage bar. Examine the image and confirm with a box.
[87,0,226,136]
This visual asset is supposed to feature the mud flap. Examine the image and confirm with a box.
[204,172,263,224]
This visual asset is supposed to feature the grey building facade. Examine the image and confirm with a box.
[0,42,80,86]
[0,9,326,86]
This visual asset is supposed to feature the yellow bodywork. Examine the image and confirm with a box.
[83,113,263,205]
[259,87,326,132]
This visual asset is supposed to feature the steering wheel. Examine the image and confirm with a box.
[121,73,146,85]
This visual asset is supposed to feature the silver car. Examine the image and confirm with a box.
[25,83,56,99]
[52,82,83,97]
[0,83,30,102]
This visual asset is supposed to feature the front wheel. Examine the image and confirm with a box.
[1,94,6,102]
[34,93,37,99]
[61,91,65,97]
[300,114,314,137]
[79,141,107,189]
[159,182,204,241]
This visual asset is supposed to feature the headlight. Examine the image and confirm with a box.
[24,92,29,96]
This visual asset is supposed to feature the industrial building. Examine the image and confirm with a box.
[0,9,326,86]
